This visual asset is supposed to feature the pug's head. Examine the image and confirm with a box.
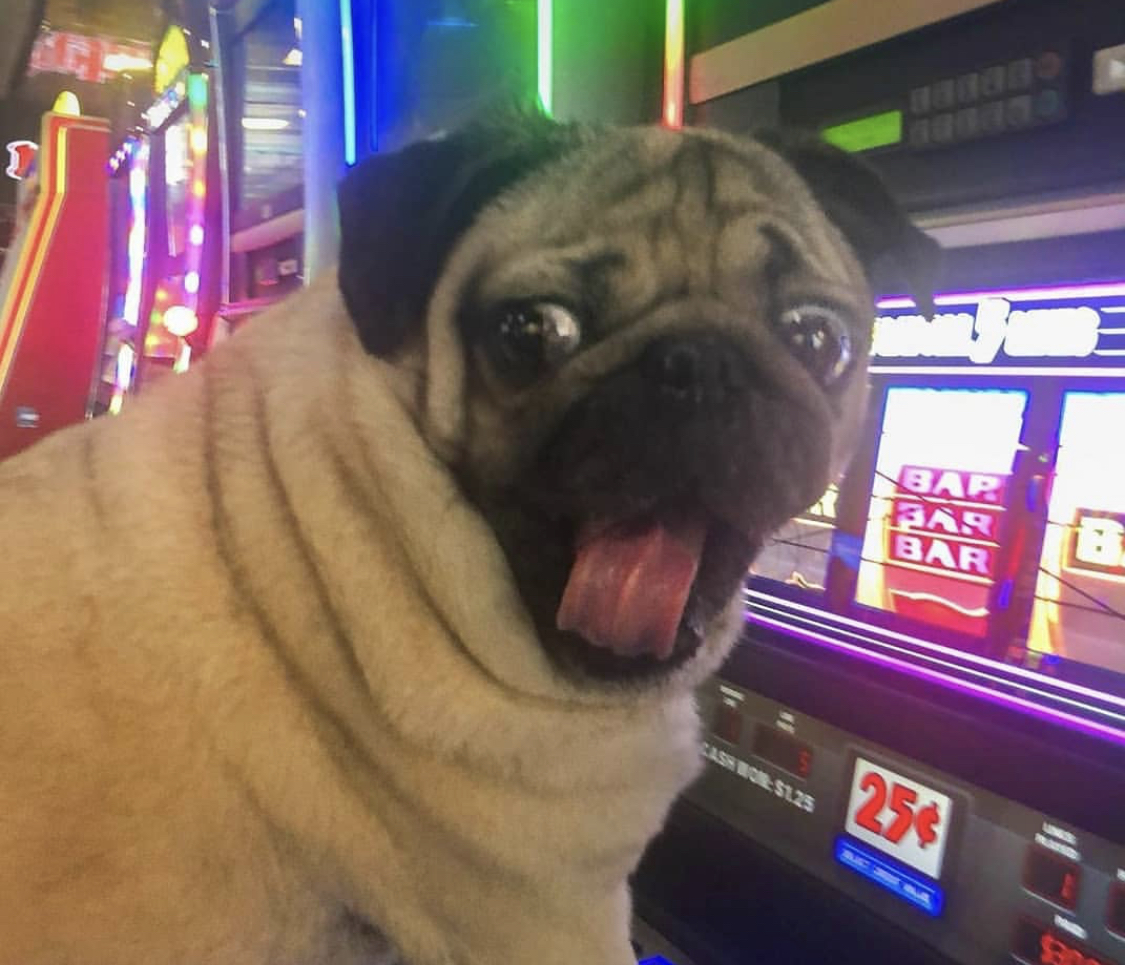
[338,111,936,686]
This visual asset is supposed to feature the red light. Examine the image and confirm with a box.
[1011,918,1111,965]
[1023,846,1081,911]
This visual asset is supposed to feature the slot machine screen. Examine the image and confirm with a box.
[746,285,1125,703]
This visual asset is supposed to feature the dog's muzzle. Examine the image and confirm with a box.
[538,330,830,663]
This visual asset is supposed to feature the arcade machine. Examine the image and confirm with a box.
[101,12,221,414]
[0,100,110,460]
[632,2,1125,965]
[208,0,546,334]
[207,0,306,335]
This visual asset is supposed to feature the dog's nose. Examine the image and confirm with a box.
[642,334,746,411]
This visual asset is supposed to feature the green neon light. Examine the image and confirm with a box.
[663,0,685,127]
[537,0,552,114]
[187,72,207,110]
[821,110,904,154]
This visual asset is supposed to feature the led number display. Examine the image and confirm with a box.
[1012,918,1115,965]
[844,756,953,880]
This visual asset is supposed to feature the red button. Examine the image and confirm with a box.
[1035,51,1063,81]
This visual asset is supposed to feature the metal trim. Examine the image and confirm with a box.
[689,0,1001,105]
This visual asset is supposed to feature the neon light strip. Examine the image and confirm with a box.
[537,0,553,114]
[183,74,208,320]
[877,281,1125,309]
[747,610,1125,746]
[663,0,685,128]
[340,0,357,164]
[122,140,148,326]
[0,117,71,395]
[869,365,1125,378]
[746,588,1125,710]
[749,597,1123,722]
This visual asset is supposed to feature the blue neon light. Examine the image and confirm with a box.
[639,958,677,965]
[340,0,357,164]
[426,17,478,28]
[834,837,945,917]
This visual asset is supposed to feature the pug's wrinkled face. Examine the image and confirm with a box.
[338,114,937,683]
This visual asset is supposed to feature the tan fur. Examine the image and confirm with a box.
[0,279,716,965]
[0,123,886,964]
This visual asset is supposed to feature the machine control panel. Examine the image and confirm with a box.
[693,681,1125,965]
[903,49,1069,150]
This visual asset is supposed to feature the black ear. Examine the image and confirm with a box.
[755,129,940,316]
[337,109,584,355]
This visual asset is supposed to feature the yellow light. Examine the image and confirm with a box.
[192,179,205,198]
[52,91,81,116]
[154,26,191,94]
[190,127,207,154]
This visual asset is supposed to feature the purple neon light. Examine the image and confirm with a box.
[747,596,1125,723]
[746,588,1125,709]
[747,610,1125,747]
[878,280,1125,310]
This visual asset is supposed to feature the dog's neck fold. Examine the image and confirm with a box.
[197,284,703,964]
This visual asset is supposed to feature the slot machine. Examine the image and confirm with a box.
[632,3,1125,964]
[101,9,222,411]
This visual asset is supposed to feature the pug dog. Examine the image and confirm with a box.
[0,111,935,964]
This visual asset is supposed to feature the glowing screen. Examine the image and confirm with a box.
[1029,392,1125,675]
[855,388,1028,637]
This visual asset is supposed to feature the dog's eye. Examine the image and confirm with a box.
[493,302,583,378]
[774,304,853,384]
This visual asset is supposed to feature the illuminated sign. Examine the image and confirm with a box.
[896,466,1007,504]
[887,467,1008,582]
[5,140,37,180]
[873,298,1105,363]
[1069,511,1125,577]
[27,31,151,85]
[154,26,191,94]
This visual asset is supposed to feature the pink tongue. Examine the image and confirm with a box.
[556,515,708,661]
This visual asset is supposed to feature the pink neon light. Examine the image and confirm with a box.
[878,280,1125,310]
[746,588,1125,710]
[746,610,1125,746]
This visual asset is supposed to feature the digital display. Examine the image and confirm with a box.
[855,388,1028,638]
[1107,884,1125,938]
[1022,846,1080,910]
[1029,392,1125,676]
[1012,917,1114,965]
[843,756,953,880]
[712,703,744,745]
[751,725,813,780]
[821,110,904,153]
